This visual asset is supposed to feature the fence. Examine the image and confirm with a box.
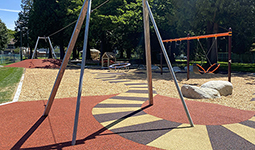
[0,54,21,65]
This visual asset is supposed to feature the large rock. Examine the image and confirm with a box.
[181,84,220,99]
[201,80,233,96]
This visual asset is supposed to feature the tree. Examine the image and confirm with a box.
[7,29,15,44]
[15,0,31,58]
[172,0,255,64]
[28,0,87,60]
[28,0,61,58]
[0,19,8,51]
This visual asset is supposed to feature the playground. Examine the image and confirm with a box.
[1,59,255,149]
[1,0,255,149]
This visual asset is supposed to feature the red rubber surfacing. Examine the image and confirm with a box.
[4,59,62,69]
[0,95,159,150]
[142,95,255,125]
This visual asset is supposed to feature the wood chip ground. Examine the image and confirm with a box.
[19,68,255,111]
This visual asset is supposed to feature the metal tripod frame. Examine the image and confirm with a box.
[42,0,194,146]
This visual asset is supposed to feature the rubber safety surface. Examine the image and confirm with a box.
[92,72,255,150]
[2,61,255,149]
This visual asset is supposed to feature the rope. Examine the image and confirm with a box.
[91,0,110,12]
[197,38,217,65]
[47,0,110,37]
[48,20,77,37]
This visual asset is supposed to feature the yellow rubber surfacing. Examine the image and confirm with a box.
[92,107,141,115]
[101,114,162,130]
[99,99,145,104]
[223,123,255,144]
[147,124,213,150]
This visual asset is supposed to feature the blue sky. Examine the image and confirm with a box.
[0,0,21,30]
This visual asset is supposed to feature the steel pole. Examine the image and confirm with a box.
[145,1,194,127]
[228,28,232,82]
[32,37,40,59]
[143,0,153,105]
[43,0,89,116]
[47,37,57,59]
[187,34,190,80]
[20,30,23,61]
[72,0,92,146]
[160,49,163,75]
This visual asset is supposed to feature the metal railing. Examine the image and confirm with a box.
[0,54,20,65]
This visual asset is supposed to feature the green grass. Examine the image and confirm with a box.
[218,61,255,73]
[0,67,24,104]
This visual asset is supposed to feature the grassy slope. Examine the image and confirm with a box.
[0,67,23,104]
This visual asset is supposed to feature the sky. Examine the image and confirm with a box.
[0,0,21,30]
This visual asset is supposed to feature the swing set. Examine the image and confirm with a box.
[163,29,232,82]
[31,36,57,59]
[39,0,194,146]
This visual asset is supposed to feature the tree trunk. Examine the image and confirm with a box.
[29,46,33,59]
[100,32,106,60]
[169,42,176,64]
[206,22,218,67]
[72,47,78,60]
[59,41,65,60]
[126,48,131,59]
[48,47,53,59]
[86,43,91,60]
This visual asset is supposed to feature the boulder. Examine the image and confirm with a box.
[201,80,233,96]
[181,84,220,99]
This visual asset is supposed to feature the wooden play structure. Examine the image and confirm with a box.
[42,0,194,146]
[163,30,232,82]
[101,52,116,68]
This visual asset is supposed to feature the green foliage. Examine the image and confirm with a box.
[7,29,15,41]
[15,0,255,64]
[172,0,255,54]
[0,19,8,51]
[0,67,23,104]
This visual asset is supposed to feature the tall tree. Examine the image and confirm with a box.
[0,19,8,51]
[14,0,32,58]
[28,0,61,58]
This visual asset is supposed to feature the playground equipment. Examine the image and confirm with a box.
[42,0,194,145]
[101,52,116,68]
[31,36,57,59]
[109,62,131,71]
[163,30,232,81]
[194,63,220,74]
